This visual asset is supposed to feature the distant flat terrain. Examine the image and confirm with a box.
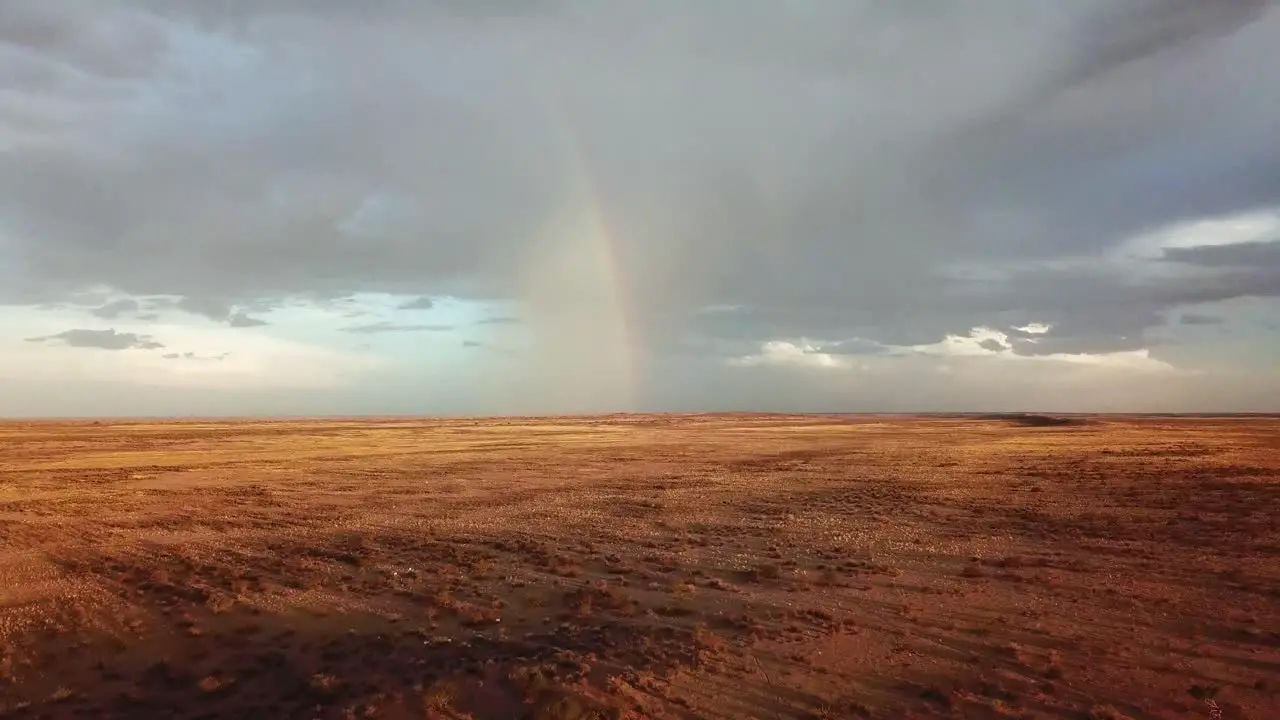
[1,415,1277,719]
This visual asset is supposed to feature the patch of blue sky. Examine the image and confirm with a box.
[253,292,521,366]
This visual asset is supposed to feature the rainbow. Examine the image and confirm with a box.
[520,84,641,412]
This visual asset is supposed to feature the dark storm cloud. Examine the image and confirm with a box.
[340,322,454,334]
[682,261,1267,354]
[2,0,1279,369]
[989,0,1271,124]
[26,328,163,350]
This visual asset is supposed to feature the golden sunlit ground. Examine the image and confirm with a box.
[0,414,1277,719]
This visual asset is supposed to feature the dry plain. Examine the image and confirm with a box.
[0,414,1277,719]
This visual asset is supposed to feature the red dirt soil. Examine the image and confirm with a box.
[0,414,1277,719]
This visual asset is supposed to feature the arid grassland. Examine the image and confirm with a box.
[0,415,1277,719]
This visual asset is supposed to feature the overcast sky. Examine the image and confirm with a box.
[2,0,1279,416]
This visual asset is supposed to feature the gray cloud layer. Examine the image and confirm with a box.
[340,322,454,335]
[90,298,140,319]
[1179,313,1223,326]
[26,328,163,350]
[396,296,435,310]
[228,312,268,328]
[3,0,1280,409]
[1163,241,1280,268]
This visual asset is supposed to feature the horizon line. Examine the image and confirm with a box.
[2,410,1278,423]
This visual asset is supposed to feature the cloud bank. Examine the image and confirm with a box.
[2,0,1279,415]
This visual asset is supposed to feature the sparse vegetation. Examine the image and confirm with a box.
[0,415,1276,719]
[422,680,460,713]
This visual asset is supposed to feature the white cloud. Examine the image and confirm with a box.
[1015,322,1051,335]
[730,340,853,370]
[911,326,1176,373]
[1110,207,1280,261]
[737,326,1177,376]
[1035,348,1176,372]
[912,326,1012,357]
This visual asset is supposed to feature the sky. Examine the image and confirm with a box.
[2,0,1279,417]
